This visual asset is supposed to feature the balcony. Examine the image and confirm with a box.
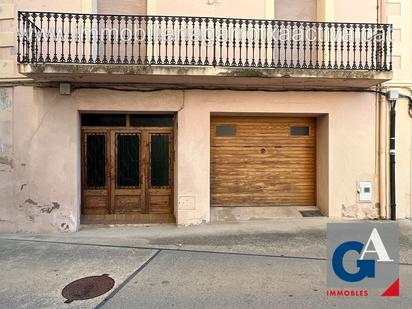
[17,11,393,89]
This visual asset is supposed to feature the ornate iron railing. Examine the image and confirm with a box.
[17,11,393,71]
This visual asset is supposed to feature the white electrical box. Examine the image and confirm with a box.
[358,181,372,203]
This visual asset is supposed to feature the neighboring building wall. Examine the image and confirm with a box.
[0,87,14,232]
[394,91,412,219]
[0,2,14,232]
[384,0,412,219]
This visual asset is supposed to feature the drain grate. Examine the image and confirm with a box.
[62,274,115,304]
[299,210,323,217]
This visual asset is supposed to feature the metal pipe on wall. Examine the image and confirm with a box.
[389,99,397,220]
[378,92,388,219]
[386,90,401,220]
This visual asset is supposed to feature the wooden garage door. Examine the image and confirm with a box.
[211,116,316,207]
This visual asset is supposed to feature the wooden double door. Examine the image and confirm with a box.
[81,127,174,223]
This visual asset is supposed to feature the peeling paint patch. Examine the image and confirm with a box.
[25,198,38,206]
[55,214,76,232]
[16,198,76,233]
[60,222,70,231]
[20,184,27,191]
[342,203,379,219]
[341,204,356,218]
[40,202,60,214]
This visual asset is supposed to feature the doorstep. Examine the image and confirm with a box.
[210,206,321,223]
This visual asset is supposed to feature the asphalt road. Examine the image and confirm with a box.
[1,219,411,308]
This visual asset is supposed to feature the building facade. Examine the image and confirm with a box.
[0,0,410,233]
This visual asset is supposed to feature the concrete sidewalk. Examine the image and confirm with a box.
[0,218,411,308]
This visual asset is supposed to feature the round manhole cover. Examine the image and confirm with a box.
[62,274,115,304]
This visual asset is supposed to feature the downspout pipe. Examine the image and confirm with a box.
[389,99,397,220]
[378,91,388,219]
[386,90,400,220]
[382,91,412,221]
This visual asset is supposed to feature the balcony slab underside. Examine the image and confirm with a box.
[18,64,392,89]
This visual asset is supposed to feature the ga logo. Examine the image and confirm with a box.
[332,228,393,282]
[327,223,399,297]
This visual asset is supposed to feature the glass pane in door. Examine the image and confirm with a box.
[116,134,140,188]
[130,114,174,127]
[86,134,106,188]
[150,134,170,187]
